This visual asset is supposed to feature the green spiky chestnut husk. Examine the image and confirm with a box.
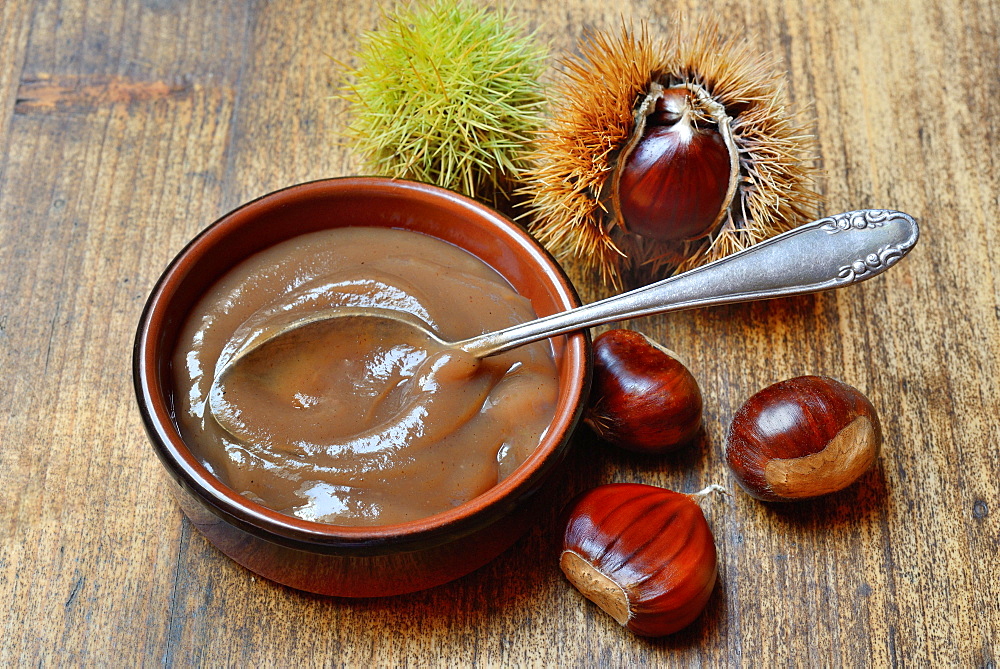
[341,0,548,206]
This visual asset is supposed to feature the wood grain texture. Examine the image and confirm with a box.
[1,0,997,665]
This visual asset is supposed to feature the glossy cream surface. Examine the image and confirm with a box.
[172,227,559,526]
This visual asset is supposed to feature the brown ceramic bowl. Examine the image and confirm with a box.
[133,177,590,597]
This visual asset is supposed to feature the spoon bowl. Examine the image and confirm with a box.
[214,306,450,383]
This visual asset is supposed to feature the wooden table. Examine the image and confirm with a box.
[2,0,997,665]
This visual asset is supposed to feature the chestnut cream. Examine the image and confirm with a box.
[172,227,558,527]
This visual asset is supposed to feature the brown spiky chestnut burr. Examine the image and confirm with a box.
[725,376,883,501]
[523,21,819,288]
[560,483,718,636]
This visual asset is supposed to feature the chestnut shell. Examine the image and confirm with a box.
[616,87,735,243]
[560,483,717,636]
[585,329,703,453]
[725,376,883,501]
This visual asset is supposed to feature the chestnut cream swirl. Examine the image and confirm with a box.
[172,227,558,527]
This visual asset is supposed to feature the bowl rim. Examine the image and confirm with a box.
[133,176,591,555]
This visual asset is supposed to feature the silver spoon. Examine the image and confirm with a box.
[214,209,918,383]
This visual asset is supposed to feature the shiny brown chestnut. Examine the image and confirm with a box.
[613,85,739,243]
[585,329,703,453]
[725,376,883,501]
[560,483,718,637]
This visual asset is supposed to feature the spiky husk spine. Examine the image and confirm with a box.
[341,0,548,205]
[523,22,819,288]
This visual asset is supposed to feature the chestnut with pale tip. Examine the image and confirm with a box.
[559,483,718,637]
[585,329,703,453]
[725,376,883,501]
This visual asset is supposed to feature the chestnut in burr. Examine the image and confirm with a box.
[523,21,819,288]
[614,85,738,243]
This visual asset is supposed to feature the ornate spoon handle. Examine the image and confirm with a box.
[458,210,919,357]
